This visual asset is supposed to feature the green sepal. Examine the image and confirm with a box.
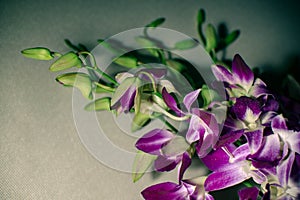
[132,150,157,183]
[50,52,81,72]
[56,72,93,100]
[174,39,198,50]
[21,47,54,60]
[114,56,138,68]
[131,112,151,132]
[84,97,111,111]
[205,24,217,52]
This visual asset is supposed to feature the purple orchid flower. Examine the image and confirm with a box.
[212,54,269,99]
[135,129,191,172]
[162,88,220,158]
[203,131,283,192]
[111,68,172,114]
[141,177,214,200]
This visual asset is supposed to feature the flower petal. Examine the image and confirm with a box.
[154,155,180,172]
[178,152,192,181]
[215,129,244,148]
[238,187,259,200]
[204,161,250,191]
[183,89,201,112]
[244,129,263,154]
[135,129,174,155]
[141,182,188,200]
[232,96,261,123]
[277,152,295,187]
[271,114,288,130]
[249,78,269,98]
[211,64,235,84]
[232,54,254,92]
[162,88,183,116]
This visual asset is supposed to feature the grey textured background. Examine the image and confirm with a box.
[1,0,300,199]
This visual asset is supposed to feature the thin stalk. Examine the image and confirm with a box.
[158,116,178,133]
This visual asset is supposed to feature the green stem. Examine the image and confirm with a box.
[151,104,190,121]
[86,66,119,86]
[137,71,157,93]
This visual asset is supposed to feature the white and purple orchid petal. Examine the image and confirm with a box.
[260,111,277,126]
[141,68,167,80]
[135,129,174,155]
[178,152,192,181]
[262,97,279,112]
[250,169,267,184]
[186,115,205,143]
[249,134,281,169]
[204,161,251,191]
[272,115,288,130]
[162,88,183,116]
[119,86,136,112]
[141,182,188,200]
[231,144,251,163]
[204,194,215,200]
[201,145,235,171]
[232,54,254,92]
[154,155,180,172]
[249,78,269,98]
[158,79,179,94]
[244,129,263,154]
[215,130,244,148]
[238,187,259,200]
[211,64,235,84]
[277,152,295,187]
[192,109,220,140]
[232,96,261,123]
[183,89,201,112]
[196,133,214,158]
[286,132,300,154]
[115,72,134,83]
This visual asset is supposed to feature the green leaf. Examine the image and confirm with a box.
[111,77,136,106]
[50,52,81,72]
[114,56,138,68]
[131,112,151,132]
[132,150,156,183]
[56,72,92,100]
[146,17,165,28]
[21,47,54,60]
[205,24,217,52]
[84,97,111,111]
[224,30,240,46]
[197,9,206,25]
[174,39,198,50]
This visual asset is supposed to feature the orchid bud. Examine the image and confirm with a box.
[50,52,81,72]
[131,112,151,132]
[21,47,54,60]
[174,39,198,50]
[56,72,92,100]
[114,56,138,68]
[205,24,217,52]
[85,97,111,111]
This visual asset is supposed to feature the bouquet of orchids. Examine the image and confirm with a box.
[21,9,299,200]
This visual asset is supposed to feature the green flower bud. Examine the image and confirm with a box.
[84,97,111,111]
[21,47,54,60]
[205,24,217,52]
[56,72,92,100]
[114,56,138,68]
[50,52,81,72]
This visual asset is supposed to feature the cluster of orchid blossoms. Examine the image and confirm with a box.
[112,54,299,200]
